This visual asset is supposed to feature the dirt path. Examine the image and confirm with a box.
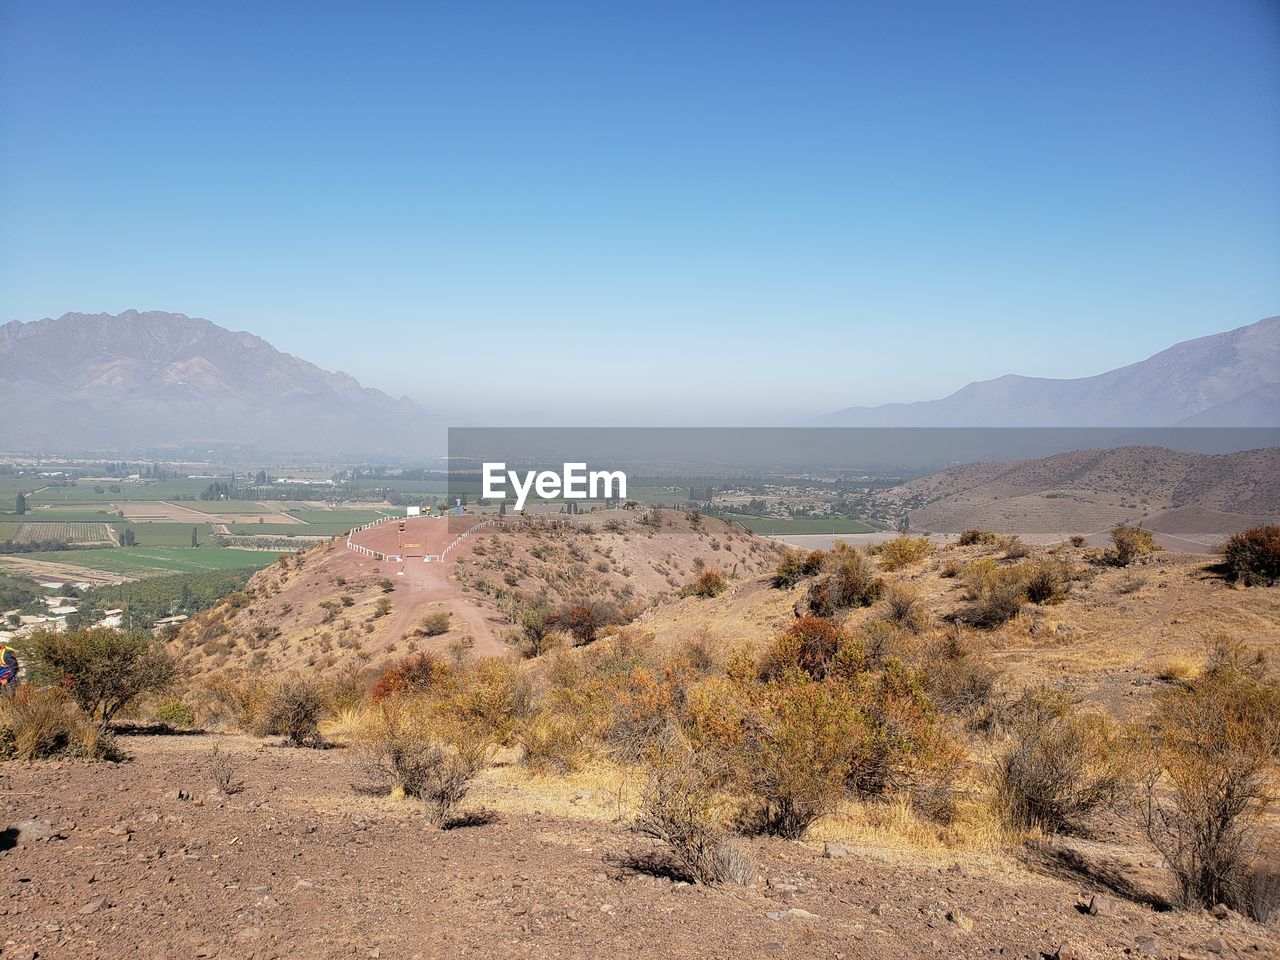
[4,735,1272,960]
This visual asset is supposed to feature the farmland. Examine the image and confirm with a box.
[11,546,281,576]
[10,521,115,544]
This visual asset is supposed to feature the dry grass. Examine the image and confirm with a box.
[1154,655,1201,683]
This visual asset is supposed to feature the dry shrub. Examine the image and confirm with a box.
[353,696,492,825]
[1221,524,1280,586]
[416,612,452,637]
[737,677,860,838]
[880,583,931,634]
[760,616,857,681]
[188,674,265,730]
[1109,523,1160,566]
[925,628,1000,722]
[253,675,326,746]
[999,536,1031,560]
[1068,535,1087,548]
[0,685,110,760]
[957,530,997,547]
[876,536,933,571]
[848,660,962,813]
[680,570,728,599]
[209,744,241,795]
[771,549,824,588]
[1139,651,1280,915]
[371,652,453,703]
[1155,656,1200,684]
[444,657,534,746]
[635,727,755,885]
[1022,558,1073,604]
[966,567,1026,628]
[994,688,1131,834]
[517,707,594,773]
[549,600,623,645]
[807,543,883,616]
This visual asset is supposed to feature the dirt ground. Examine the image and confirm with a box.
[4,733,1275,960]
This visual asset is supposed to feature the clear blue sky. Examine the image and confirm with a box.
[2,0,1277,423]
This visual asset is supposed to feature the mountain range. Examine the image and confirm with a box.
[0,310,434,456]
[828,315,1280,427]
[1,310,1277,456]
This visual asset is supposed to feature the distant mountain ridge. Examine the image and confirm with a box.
[0,310,434,455]
[828,316,1280,427]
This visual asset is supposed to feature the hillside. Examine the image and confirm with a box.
[172,510,784,679]
[828,315,1280,426]
[877,446,1280,539]
[0,310,434,455]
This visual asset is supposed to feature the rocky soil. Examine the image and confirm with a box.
[3,734,1275,960]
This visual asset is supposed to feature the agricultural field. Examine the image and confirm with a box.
[177,499,276,515]
[10,507,123,522]
[12,546,281,576]
[287,507,397,525]
[25,478,215,503]
[228,522,352,537]
[122,522,215,547]
[10,521,115,544]
[720,512,877,535]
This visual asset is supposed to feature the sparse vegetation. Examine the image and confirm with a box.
[1108,523,1160,566]
[679,570,727,598]
[994,688,1132,835]
[1139,647,1280,915]
[253,675,326,746]
[1221,524,1280,586]
[875,535,933,571]
[806,543,883,616]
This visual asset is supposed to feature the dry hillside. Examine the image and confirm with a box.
[170,510,784,680]
[878,446,1280,538]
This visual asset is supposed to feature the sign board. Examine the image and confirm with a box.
[406,506,421,517]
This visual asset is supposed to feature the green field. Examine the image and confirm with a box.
[16,547,281,576]
[229,522,349,537]
[288,508,396,525]
[721,513,877,535]
[27,479,215,503]
[123,522,215,547]
[7,507,123,522]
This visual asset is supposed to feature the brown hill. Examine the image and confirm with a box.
[172,509,784,678]
[877,445,1280,538]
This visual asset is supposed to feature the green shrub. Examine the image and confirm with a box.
[20,627,176,729]
[154,698,196,729]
